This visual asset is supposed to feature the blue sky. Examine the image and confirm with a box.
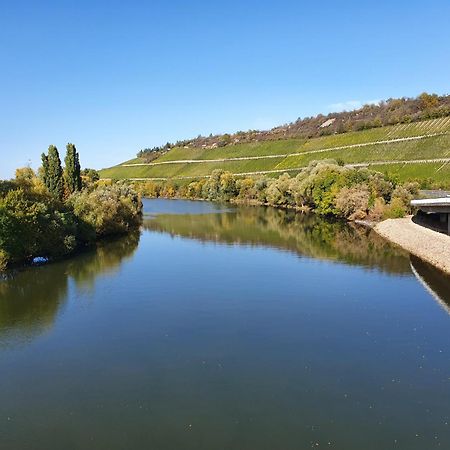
[1,0,449,178]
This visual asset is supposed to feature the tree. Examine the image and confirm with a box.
[41,153,49,186]
[64,143,82,193]
[15,167,35,188]
[419,92,439,110]
[81,168,100,183]
[42,145,64,199]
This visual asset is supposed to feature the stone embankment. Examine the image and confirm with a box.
[374,216,450,275]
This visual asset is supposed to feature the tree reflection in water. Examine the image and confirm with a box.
[0,231,140,347]
[144,206,412,275]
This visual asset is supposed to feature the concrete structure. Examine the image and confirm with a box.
[411,197,450,235]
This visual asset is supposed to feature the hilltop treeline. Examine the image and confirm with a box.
[0,145,142,271]
[135,161,419,221]
[138,92,450,158]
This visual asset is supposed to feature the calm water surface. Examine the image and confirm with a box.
[1,199,449,449]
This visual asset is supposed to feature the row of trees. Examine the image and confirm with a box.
[41,143,82,199]
[136,161,419,221]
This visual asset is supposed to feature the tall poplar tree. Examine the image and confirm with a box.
[41,153,49,187]
[64,143,82,193]
[42,145,64,199]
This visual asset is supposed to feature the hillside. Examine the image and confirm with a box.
[135,92,450,155]
[100,117,450,187]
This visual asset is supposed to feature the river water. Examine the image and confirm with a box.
[1,198,449,449]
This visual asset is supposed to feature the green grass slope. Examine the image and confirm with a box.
[100,117,450,186]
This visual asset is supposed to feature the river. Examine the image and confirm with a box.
[1,198,449,449]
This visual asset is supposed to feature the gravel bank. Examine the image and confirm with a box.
[374,217,450,275]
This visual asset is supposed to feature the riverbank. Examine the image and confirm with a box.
[0,181,143,272]
[374,216,450,275]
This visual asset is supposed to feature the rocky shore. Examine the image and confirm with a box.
[374,216,450,275]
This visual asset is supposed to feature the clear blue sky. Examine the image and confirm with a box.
[1,0,449,178]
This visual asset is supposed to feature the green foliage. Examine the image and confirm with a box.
[419,92,440,110]
[335,184,370,220]
[134,160,415,222]
[266,173,294,206]
[0,188,78,265]
[64,143,82,193]
[390,182,419,214]
[102,116,450,187]
[42,145,64,199]
[81,168,100,182]
[69,184,142,239]
[236,177,256,200]
[383,198,407,219]
[0,169,143,271]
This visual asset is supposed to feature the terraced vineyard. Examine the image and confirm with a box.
[100,117,450,185]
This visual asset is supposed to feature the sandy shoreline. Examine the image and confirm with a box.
[374,216,450,275]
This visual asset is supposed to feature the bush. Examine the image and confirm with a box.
[369,197,387,221]
[266,173,293,206]
[142,181,160,197]
[391,182,419,213]
[69,184,142,240]
[335,184,370,220]
[200,170,238,201]
[0,188,78,264]
[384,198,407,219]
[254,177,269,203]
[236,177,256,200]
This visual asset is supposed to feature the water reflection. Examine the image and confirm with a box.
[144,206,411,274]
[410,255,450,314]
[0,232,140,347]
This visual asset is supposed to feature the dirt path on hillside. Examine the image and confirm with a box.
[122,132,448,167]
[121,158,450,181]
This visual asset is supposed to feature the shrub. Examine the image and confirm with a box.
[236,177,256,200]
[220,172,238,200]
[335,184,370,220]
[391,182,419,213]
[254,177,269,203]
[384,198,407,219]
[201,170,238,201]
[265,173,293,206]
[0,188,78,264]
[308,167,343,215]
[369,197,388,221]
[69,184,142,240]
[368,173,394,201]
[161,182,176,198]
[141,181,160,198]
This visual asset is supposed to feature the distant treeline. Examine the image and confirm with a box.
[137,92,450,157]
[133,160,419,222]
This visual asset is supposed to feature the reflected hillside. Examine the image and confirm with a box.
[144,206,411,274]
[410,256,450,314]
[0,232,140,347]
